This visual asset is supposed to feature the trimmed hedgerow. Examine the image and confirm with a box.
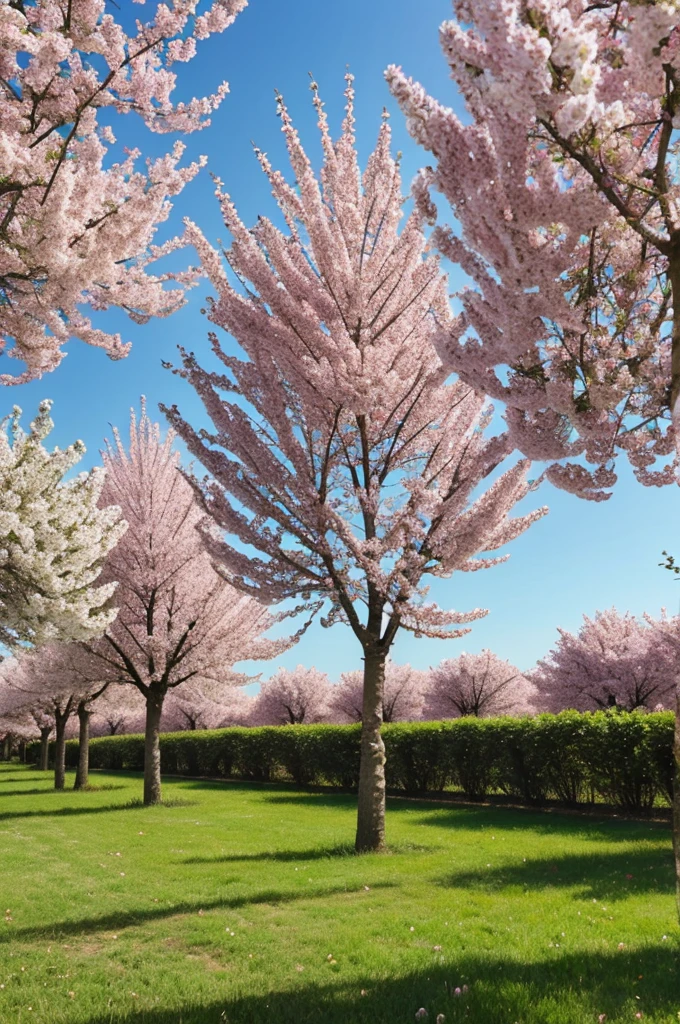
[32,710,674,812]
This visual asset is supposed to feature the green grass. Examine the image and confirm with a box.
[0,763,677,1024]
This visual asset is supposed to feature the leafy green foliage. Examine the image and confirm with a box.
[34,710,675,813]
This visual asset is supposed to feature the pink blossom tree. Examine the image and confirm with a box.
[163,81,547,851]
[330,662,427,723]
[91,685,145,737]
[1,0,246,382]
[386,0,680,906]
[252,666,332,726]
[161,675,252,730]
[0,643,110,789]
[533,608,675,713]
[79,403,288,804]
[387,2,680,496]
[422,650,536,719]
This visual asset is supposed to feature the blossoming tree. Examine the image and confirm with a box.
[80,403,287,804]
[1,0,246,382]
[0,400,126,651]
[534,608,675,713]
[386,0,680,911]
[252,666,332,726]
[163,82,547,851]
[387,1,680,496]
[423,650,535,719]
[331,662,427,723]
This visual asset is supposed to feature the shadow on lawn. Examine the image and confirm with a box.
[0,774,46,785]
[438,843,674,902]
[72,943,680,1024]
[412,804,670,842]
[0,799,145,822]
[2,881,397,945]
[183,843,355,865]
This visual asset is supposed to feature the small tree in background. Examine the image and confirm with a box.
[0,645,100,789]
[164,80,547,851]
[80,403,288,804]
[1,0,247,382]
[534,608,675,713]
[423,650,535,719]
[0,401,126,651]
[330,662,427,723]
[162,676,253,730]
[252,666,333,726]
[91,686,146,737]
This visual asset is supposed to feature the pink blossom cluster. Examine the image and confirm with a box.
[0,0,246,381]
[533,607,676,712]
[387,1,680,497]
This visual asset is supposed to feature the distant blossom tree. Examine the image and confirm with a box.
[533,608,675,713]
[91,685,145,737]
[163,81,547,851]
[0,643,106,789]
[79,404,288,804]
[0,400,126,650]
[252,666,332,726]
[161,675,251,730]
[0,0,246,382]
[330,662,427,724]
[423,650,536,719]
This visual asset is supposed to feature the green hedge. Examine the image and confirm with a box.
[31,710,675,813]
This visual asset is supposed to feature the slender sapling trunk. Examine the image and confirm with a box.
[73,703,91,790]
[53,710,69,790]
[39,726,51,771]
[355,647,388,853]
[144,689,165,806]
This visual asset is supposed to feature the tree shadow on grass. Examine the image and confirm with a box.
[72,943,680,1024]
[0,773,47,785]
[0,784,128,797]
[412,804,671,843]
[437,843,674,902]
[262,792,357,809]
[182,843,356,865]
[0,799,146,821]
[2,880,397,945]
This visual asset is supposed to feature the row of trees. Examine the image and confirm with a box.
[3,604,675,793]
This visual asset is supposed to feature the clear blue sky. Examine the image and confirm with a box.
[7,0,680,681]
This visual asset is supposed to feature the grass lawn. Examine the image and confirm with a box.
[0,763,677,1024]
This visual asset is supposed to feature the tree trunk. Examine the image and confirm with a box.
[355,648,387,853]
[2,735,10,760]
[19,740,26,763]
[674,680,680,923]
[668,256,680,925]
[54,712,68,790]
[73,704,91,790]
[144,690,165,806]
[39,726,51,771]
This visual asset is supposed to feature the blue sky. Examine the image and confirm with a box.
[7,0,680,681]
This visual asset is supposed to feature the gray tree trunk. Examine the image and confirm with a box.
[355,648,387,853]
[144,691,164,806]
[54,713,68,790]
[2,735,11,760]
[674,680,680,923]
[39,727,51,771]
[73,704,91,790]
